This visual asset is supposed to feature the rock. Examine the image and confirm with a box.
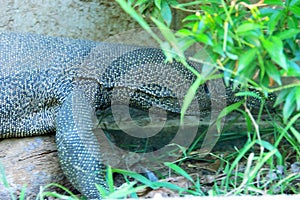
[0,135,76,199]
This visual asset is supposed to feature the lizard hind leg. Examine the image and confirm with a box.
[56,88,107,199]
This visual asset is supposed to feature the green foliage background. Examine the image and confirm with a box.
[111,1,300,196]
[117,0,300,135]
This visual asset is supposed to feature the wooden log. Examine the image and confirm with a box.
[0,135,76,199]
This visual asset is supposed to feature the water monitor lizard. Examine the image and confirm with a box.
[0,31,272,199]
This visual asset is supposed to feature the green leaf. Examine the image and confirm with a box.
[177,29,193,36]
[160,41,174,61]
[223,62,234,86]
[212,43,225,57]
[96,183,111,198]
[275,29,300,40]
[282,112,300,152]
[106,165,115,193]
[183,14,199,22]
[112,168,187,194]
[245,35,261,47]
[264,0,284,5]
[19,185,27,200]
[38,183,78,199]
[274,89,289,107]
[290,126,300,147]
[135,0,148,7]
[166,0,178,6]
[226,51,239,60]
[102,182,143,199]
[116,0,162,43]
[289,5,300,17]
[192,21,200,33]
[283,101,296,123]
[286,60,300,76]
[287,16,298,29]
[296,86,300,110]
[177,37,196,52]
[151,17,176,44]
[290,0,300,6]
[257,53,265,81]
[216,100,245,132]
[154,0,162,9]
[283,88,296,122]
[262,36,287,70]
[268,10,284,34]
[259,140,283,165]
[112,168,158,188]
[201,5,217,13]
[180,76,203,124]
[161,0,172,26]
[164,162,195,183]
[194,33,213,46]
[236,23,261,34]
[237,48,258,72]
[265,61,282,85]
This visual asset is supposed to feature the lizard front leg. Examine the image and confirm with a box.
[56,88,107,199]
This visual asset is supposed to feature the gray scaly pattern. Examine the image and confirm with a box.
[0,31,272,199]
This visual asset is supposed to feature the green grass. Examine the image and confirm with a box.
[1,108,299,199]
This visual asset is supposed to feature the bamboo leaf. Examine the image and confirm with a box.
[265,61,282,85]
[275,29,300,40]
[264,0,284,5]
[180,76,203,125]
[164,162,195,183]
[262,36,287,70]
[236,23,261,34]
[154,0,162,9]
[290,5,300,17]
[216,100,244,132]
[116,0,162,43]
[195,33,213,46]
[112,168,158,188]
[237,48,258,72]
[283,88,296,122]
[274,89,289,107]
[161,0,172,26]
[268,10,283,34]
